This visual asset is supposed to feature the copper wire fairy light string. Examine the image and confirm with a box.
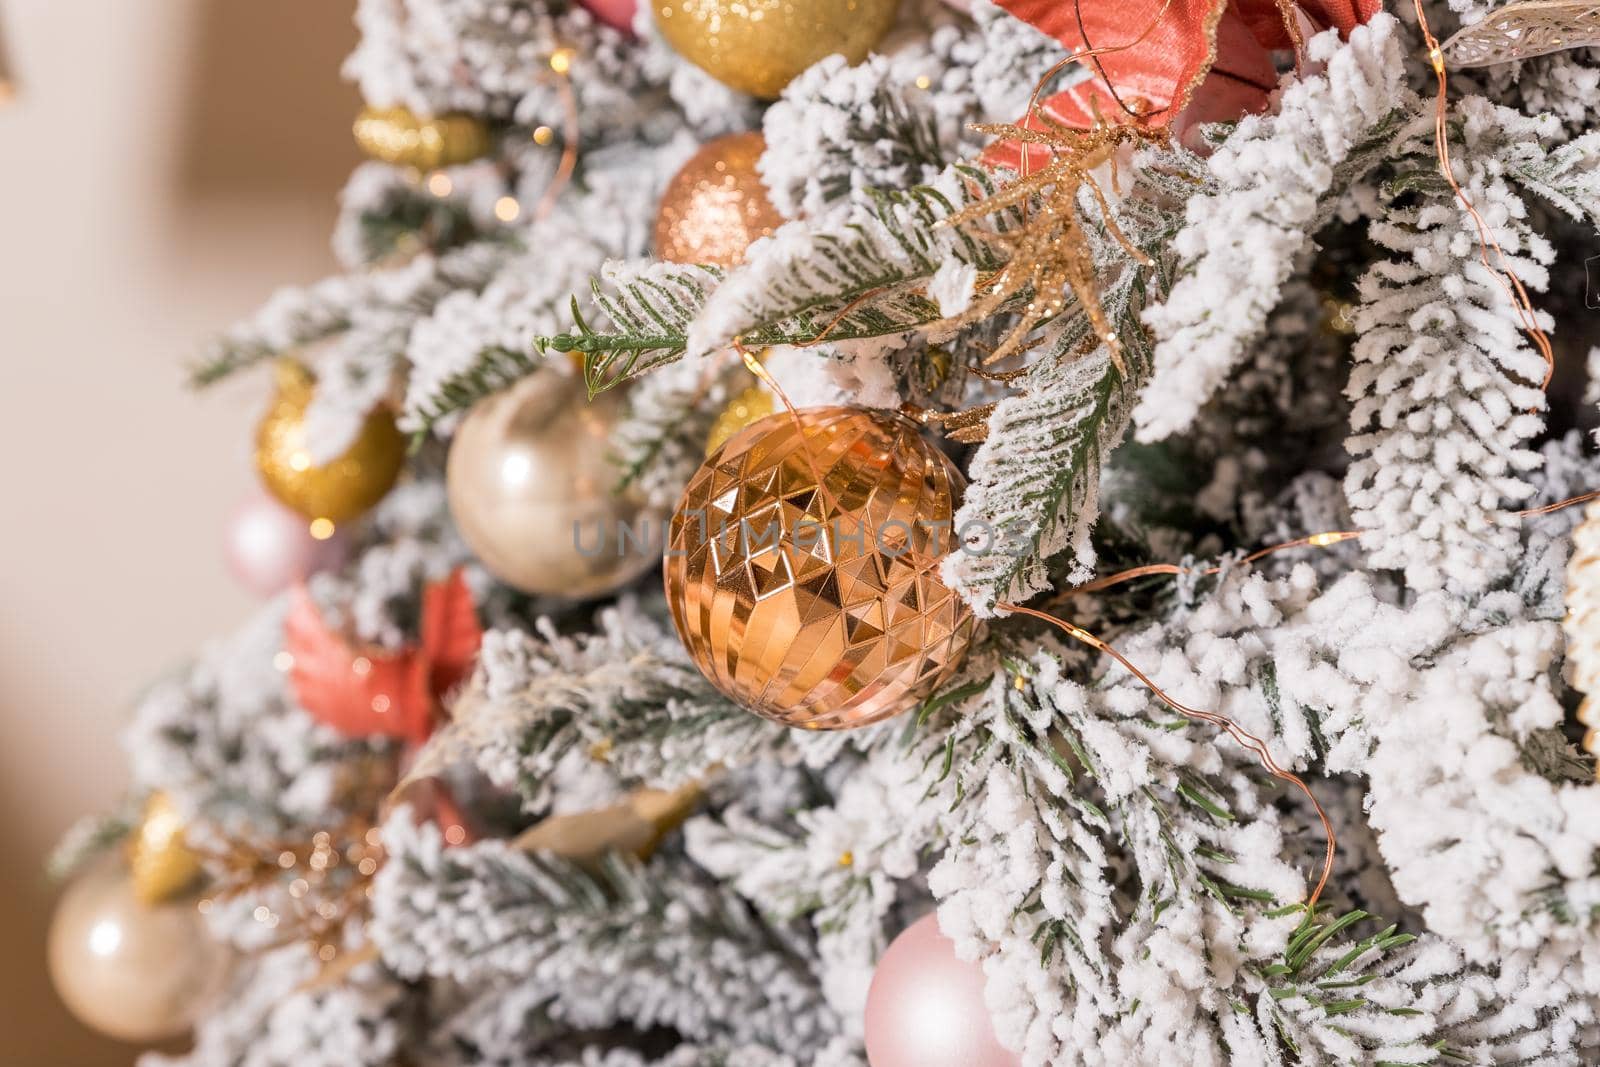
[999,488,1600,910]
[531,66,582,223]
[1412,0,1556,389]
[996,599,1339,910]
[1072,490,1600,598]
[1516,487,1600,517]
[1065,531,1362,597]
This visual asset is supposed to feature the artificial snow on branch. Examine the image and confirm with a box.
[373,815,841,1051]
[1133,16,1413,442]
[1340,96,1600,592]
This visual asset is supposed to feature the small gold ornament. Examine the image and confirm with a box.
[1565,501,1600,776]
[49,856,231,1043]
[256,360,407,525]
[128,792,204,906]
[655,132,784,267]
[446,366,665,598]
[653,0,899,98]
[352,105,494,170]
[706,384,776,455]
[1442,0,1600,67]
[665,406,977,730]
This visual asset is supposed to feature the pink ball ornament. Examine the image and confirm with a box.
[224,490,348,597]
[579,0,637,33]
[864,913,1020,1067]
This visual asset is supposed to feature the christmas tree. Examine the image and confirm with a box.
[45,0,1600,1063]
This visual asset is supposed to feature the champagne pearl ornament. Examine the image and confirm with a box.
[653,0,900,98]
[655,132,783,267]
[49,857,230,1044]
[447,367,664,598]
[255,361,407,526]
[864,913,1020,1067]
[664,406,976,730]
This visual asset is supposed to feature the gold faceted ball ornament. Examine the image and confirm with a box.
[655,132,783,267]
[256,360,407,526]
[447,366,665,599]
[705,384,777,456]
[653,0,900,99]
[128,792,204,906]
[48,856,231,1043]
[353,105,494,170]
[665,406,977,730]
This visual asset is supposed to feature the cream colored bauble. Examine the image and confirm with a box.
[447,368,664,598]
[48,857,230,1043]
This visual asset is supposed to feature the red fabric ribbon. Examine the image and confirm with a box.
[285,569,482,746]
[988,0,1380,168]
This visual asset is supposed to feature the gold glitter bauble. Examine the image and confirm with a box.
[705,384,777,455]
[655,132,783,267]
[665,406,977,730]
[256,361,407,525]
[446,366,665,598]
[128,792,204,906]
[653,0,900,98]
[49,856,230,1043]
[353,105,494,170]
[1565,500,1600,776]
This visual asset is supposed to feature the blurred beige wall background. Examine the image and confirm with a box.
[0,2,357,1061]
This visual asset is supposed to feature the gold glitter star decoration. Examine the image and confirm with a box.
[939,112,1169,372]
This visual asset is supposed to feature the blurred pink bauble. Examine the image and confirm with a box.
[864,913,1020,1067]
[225,490,348,597]
[579,0,637,33]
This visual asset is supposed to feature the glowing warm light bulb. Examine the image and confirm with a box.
[426,171,453,197]
[308,517,336,540]
[494,196,521,222]
[549,47,575,74]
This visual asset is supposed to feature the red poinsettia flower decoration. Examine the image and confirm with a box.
[284,570,482,746]
[987,0,1382,168]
